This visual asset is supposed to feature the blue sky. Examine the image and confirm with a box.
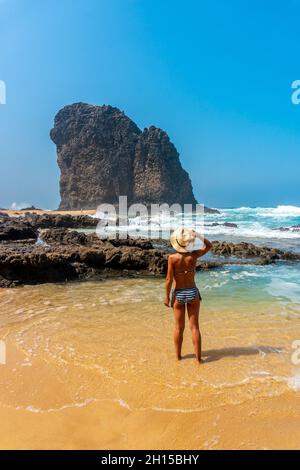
[0,0,300,209]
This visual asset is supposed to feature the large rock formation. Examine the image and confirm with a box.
[50,103,198,210]
[132,126,196,205]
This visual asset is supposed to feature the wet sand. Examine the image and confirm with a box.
[0,275,300,449]
[0,393,299,450]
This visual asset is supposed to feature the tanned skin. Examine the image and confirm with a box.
[164,231,212,362]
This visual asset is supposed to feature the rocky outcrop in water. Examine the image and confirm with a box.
[22,212,99,229]
[273,224,300,232]
[206,222,238,228]
[50,103,202,210]
[0,230,168,287]
[1,218,300,287]
[211,240,300,263]
[1,213,299,287]
[152,238,300,263]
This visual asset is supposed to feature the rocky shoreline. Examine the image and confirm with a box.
[0,213,300,287]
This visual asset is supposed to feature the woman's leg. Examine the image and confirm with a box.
[187,297,201,362]
[173,299,185,360]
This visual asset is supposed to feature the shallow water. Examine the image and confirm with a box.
[0,264,300,424]
[1,206,300,448]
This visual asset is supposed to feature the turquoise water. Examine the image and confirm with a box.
[198,206,300,310]
[79,205,300,309]
[197,263,300,311]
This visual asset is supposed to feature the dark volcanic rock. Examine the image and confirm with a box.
[0,229,168,287]
[211,240,300,262]
[0,217,38,241]
[23,212,99,229]
[40,228,89,245]
[2,223,300,287]
[273,224,300,232]
[109,237,154,250]
[132,126,197,206]
[50,103,199,210]
[203,207,220,214]
[208,222,238,228]
[50,103,140,209]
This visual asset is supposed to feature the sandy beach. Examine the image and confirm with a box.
[2,209,97,217]
[1,275,299,450]
[0,394,299,450]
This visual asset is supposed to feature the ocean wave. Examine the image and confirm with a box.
[98,221,300,240]
[204,224,300,240]
[272,205,300,216]
[217,205,300,216]
[89,205,300,243]
[216,206,300,221]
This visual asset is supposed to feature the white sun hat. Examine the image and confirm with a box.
[170,227,204,253]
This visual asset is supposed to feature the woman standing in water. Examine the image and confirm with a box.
[164,228,212,362]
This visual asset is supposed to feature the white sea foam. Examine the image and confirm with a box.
[265,278,300,304]
[231,271,260,280]
[205,225,300,240]
[152,406,205,413]
[95,204,300,241]
[11,398,97,414]
[272,205,300,217]
[202,280,228,289]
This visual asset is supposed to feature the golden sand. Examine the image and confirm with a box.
[2,209,96,217]
[0,278,300,450]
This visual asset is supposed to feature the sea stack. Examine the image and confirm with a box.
[50,102,198,210]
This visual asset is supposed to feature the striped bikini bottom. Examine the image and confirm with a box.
[172,287,202,306]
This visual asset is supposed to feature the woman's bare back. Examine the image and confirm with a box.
[170,252,198,289]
